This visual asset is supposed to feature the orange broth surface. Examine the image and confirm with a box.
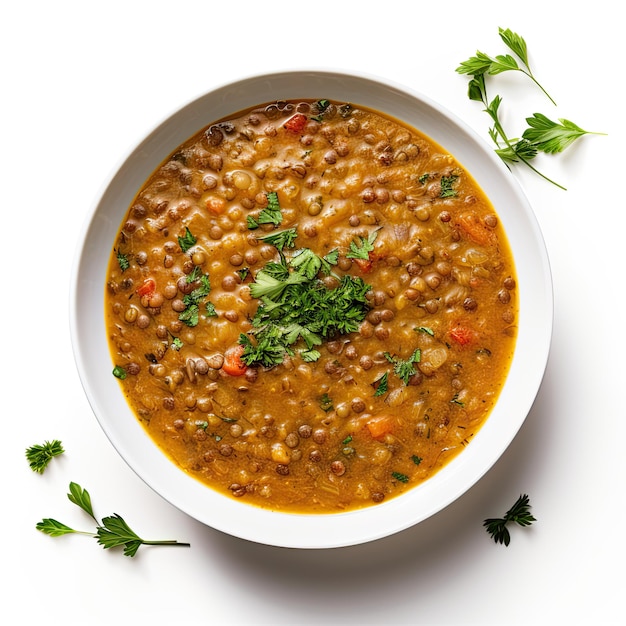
[105,99,518,513]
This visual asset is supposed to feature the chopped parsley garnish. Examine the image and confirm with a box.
[411,455,422,466]
[319,393,334,412]
[115,249,130,272]
[415,326,435,336]
[384,349,422,385]
[112,365,127,380]
[240,252,371,367]
[373,371,389,397]
[451,394,465,407]
[311,99,331,121]
[170,336,183,351]
[392,471,409,483]
[247,191,283,229]
[440,175,459,198]
[289,248,339,279]
[346,227,380,260]
[178,227,197,253]
[258,227,299,250]
[179,272,212,327]
[301,348,321,362]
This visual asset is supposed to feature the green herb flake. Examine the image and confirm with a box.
[250,191,283,228]
[392,471,409,484]
[319,393,334,412]
[411,455,422,466]
[179,272,212,326]
[373,371,389,397]
[384,349,421,385]
[440,175,459,198]
[311,99,331,121]
[415,326,434,336]
[346,228,380,260]
[112,365,127,380]
[300,348,321,362]
[258,227,299,250]
[451,394,465,407]
[170,337,183,351]
[178,227,197,253]
[116,249,130,272]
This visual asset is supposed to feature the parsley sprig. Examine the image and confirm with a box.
[457,27,604,190]
[36,482,190,557]
[483,493,536,546]
[457,27,556,105]
[26,440,65,473]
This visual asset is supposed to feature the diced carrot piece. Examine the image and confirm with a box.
[366,415,394,439]
[136,278,156,297]
[456,212,494,245]
[204,195,227,215]
[283,113,308,133]
[448,324,477,347]
[222,344,248,376]
[353,252,383,273]
[354,257,374,273]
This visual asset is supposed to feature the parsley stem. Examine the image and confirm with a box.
[479,88,566,190]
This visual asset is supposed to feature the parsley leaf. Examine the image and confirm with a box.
[522,113,603,154]
[289,248,338,279]
[320,393,334,412]
[346,227,381,260]
[384,349,421,385]
[440,175,459,198]
[392,471,409,483]
[258,227,299,250]
[178,227,197,253]
[115,249,130,272]
[179,273,212,327]
[248,191,283,229]
[373,371,389,397]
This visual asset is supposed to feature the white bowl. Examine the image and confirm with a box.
[70,69,553,549]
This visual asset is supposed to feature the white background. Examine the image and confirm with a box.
[2,1,622,624]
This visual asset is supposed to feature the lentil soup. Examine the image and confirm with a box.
[105,99,517,513]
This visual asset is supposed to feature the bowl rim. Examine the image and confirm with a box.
[69,68,553,549]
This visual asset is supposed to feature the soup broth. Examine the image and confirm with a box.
[105,99,517,513]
